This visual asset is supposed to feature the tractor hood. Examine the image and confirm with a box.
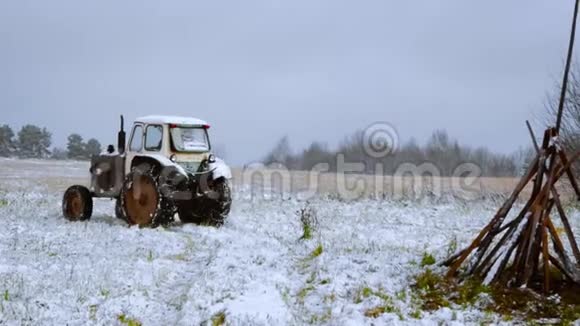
[172,152,209,174]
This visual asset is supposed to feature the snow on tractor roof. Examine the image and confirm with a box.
[135,115,209,126]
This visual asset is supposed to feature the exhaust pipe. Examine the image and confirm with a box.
[118,115,126,154]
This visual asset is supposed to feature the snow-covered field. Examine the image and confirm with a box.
[0,159,578,325]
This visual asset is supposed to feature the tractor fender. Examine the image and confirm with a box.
[132,154,189,179]
[210,157,232,180]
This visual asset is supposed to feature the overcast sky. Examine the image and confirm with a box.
[0,0,575,165]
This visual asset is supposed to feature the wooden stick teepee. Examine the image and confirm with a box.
[443,0,580,294]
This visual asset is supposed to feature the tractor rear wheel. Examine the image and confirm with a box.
[120,171,171,227]
[62,185,93,221]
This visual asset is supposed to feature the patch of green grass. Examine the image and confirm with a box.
[117,314,142,326]
[211,311,226,326]
[100,288,110,298]
[362,287,372,298]
[365,306,390,319]
[309,309,332,324]
[409,309,422,319]
[324,293,336,304]
[456,278,490,306]
[447,237,458,257]
[298,203,317,241]
[306,272,317,284]
[310,244,323,259]
[320,278,331,285]
[411,268,580,324]
[89,305,98,321]
[489,284,580,325]
[412,269,450,310]
[280,288,290,305]
[3,290,8,301]
[297,285,315,301]
[396,289,407,302]
[355,287,403,320]
[301,223,312,240]
[420,252,436,267]
[353,286,380,303]
[365,302,403,320]
[147,250,154,262]
[168,253,189,261]
[560,304,580,326]
[0,199,7,207]
[413,270,490,309]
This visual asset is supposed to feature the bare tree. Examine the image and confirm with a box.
[262,129,522,177]
[263,136,294,168]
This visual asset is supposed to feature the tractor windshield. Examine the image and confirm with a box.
[170,126,210,152]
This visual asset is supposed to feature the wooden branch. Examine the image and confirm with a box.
[526,120,540,152]
[474,202,532,276]
[553,190,580,264]
[558,151,580,200]
[549,255,578,283]
[493,197,534,235]
[484,217,529,285]
[524,220,545,286]
[522,161,558,285]
[546,216,578,281]
[555,0,580,133]
[528,122,578,200]
[442,249,466,267]
[531,127,580,263]
[511,217,534,282]
[542,216,551,294]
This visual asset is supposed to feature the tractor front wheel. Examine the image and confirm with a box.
[207,178,232,227]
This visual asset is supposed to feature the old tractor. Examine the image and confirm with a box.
[62,115,232,227]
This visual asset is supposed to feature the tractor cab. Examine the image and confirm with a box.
[126,116,213,175]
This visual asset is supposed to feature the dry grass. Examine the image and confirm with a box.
[0,159,575,201]
[231,168,576,202]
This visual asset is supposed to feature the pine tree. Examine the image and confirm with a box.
[17,125,51,158]
[67,134,85,160]
[0,125,15,157]
[84,138,102,158]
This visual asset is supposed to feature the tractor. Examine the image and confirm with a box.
[62,115,232,227]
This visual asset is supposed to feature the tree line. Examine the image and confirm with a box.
[263,130,536,177]
[0,124,102,160]
[264,66,580,178]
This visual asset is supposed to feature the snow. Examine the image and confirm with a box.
[0,159,578,325]
[210,157,233,180]
[549,136,561,151]
[135,115,208,127]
